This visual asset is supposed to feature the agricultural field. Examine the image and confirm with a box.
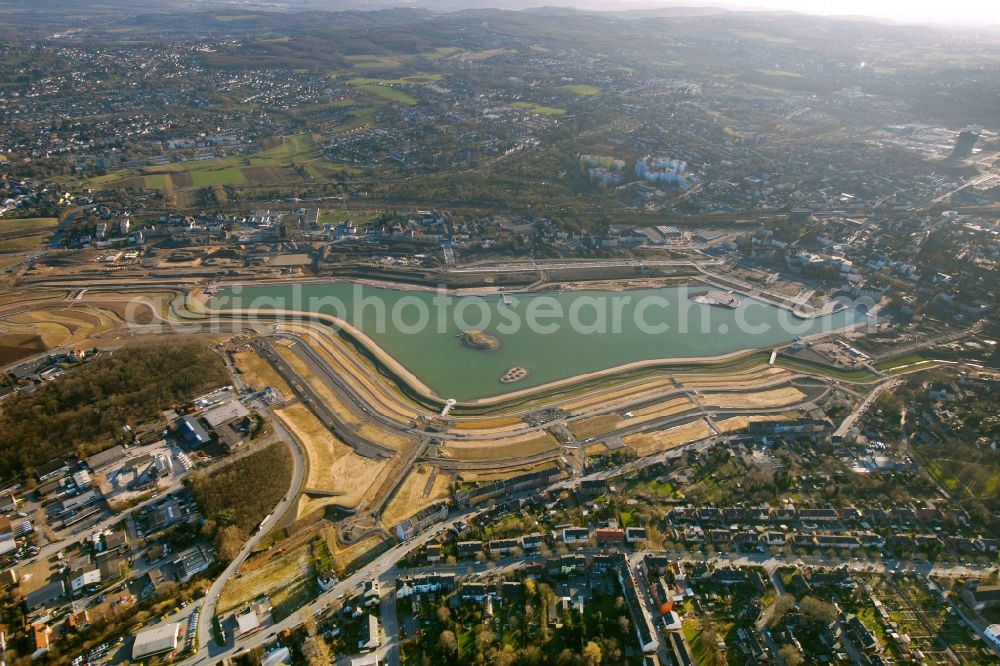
[333,106,377,133]
[344,54,406,70]
[85,134,356,194]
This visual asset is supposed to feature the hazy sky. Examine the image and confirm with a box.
[669,0,1000,26]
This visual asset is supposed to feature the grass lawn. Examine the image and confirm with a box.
[191,166,247,187]
[344,54,407,70]
[558,84,600,96]
[923,455,1000,500]
[512,101,566,116]
[317,209,380,225]
[644,478,674,498]
[0,216,59,252]
[0,217,58,233]
[0,233,51,252]
[348,80,418,105]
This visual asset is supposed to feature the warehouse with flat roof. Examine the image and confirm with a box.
[131,623,181,661]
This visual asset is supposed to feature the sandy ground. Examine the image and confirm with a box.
[273,403,388,517]
[568,396,694,439]
[380,464,452,526]
[456,461,559,483]
[274,344,413,450]
[280,322,422,423]
[559,378,677,412]
[2,305,120,350]
[234,350,292,395]
[714,413,795,434]
[326,531,386,572]
[568,414,622,439]
[700,386,806,409]
[623,419,715,457]
[676,366,788,387]
[439,431,560,461]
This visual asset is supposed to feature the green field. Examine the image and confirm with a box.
[317,209,380,225]
[512,101,566,116]
[558,84,600,96]
[348,79,418,105]
[333,107,377,133]
[924,452,1000,501]
[0,217,58,233]
[86,134,356,194]
[0,217,58,252]
[191,166,247,187]
[344,54,406,70]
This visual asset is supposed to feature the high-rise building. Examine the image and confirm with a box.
[951,128,980,159]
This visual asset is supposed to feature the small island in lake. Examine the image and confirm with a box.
[460,330,501,351]
[500,367,529,383]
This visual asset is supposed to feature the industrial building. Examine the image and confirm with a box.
[131,622,181,661]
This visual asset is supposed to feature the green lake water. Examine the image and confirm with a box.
[211,283,862,400]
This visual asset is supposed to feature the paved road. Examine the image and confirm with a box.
[446,258,722,273]
[194,417,305,660]
[832,378,901,439]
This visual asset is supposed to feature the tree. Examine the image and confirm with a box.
[216,525,244,562]
[519,645,543,665]
[489,646,516,666]
[801,596,839,625]
[583,641,603,666]
[436,605,451,624]
[475,627,495,653]
[438,630,457,653]
[779,645,803,666]
[767,594,796,627]
[300,637,330,666]
[555,649,575,666]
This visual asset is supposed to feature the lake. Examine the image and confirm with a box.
[210,283,862,400]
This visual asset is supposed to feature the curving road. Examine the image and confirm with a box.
[194,418,305,660]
